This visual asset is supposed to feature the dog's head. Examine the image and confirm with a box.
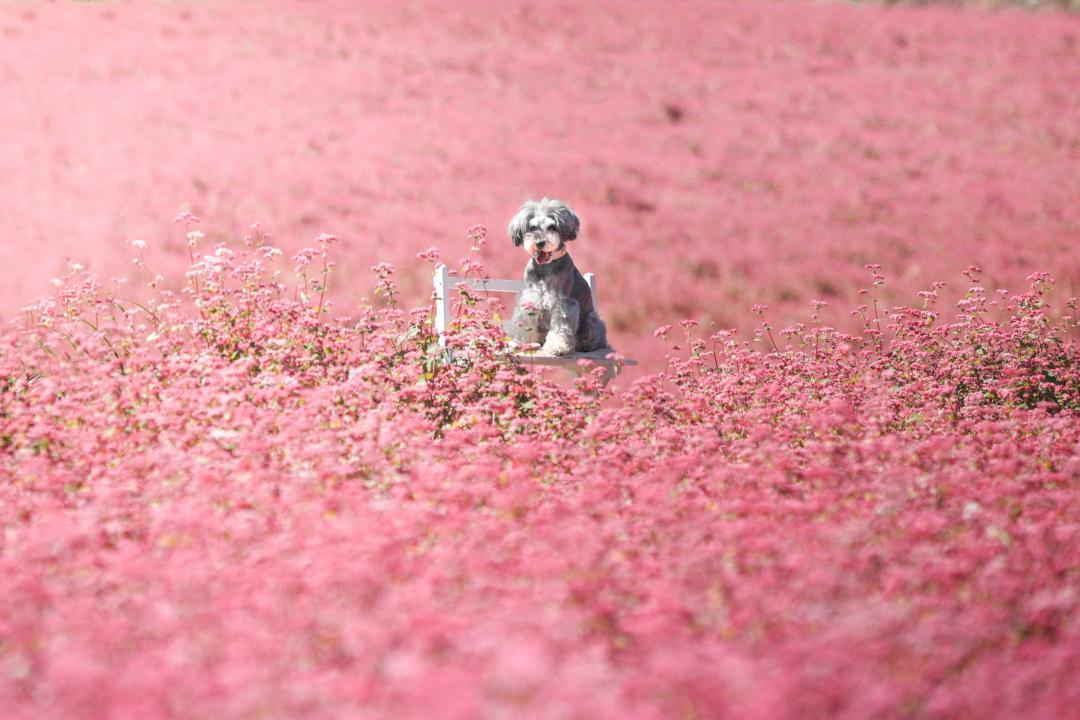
[508,198,580,265]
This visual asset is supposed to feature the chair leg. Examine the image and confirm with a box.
[603,364,617,385]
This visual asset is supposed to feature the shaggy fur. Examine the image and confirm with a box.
[507,198,607,355]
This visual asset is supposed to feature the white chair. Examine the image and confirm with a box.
[433,264,636,381]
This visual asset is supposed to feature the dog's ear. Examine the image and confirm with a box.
[508,201,536,247]
[548,200,580,241]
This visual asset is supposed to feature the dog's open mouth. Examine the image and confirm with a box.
[535,250,553,264]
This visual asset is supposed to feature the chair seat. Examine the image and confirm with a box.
[510,347,637,378]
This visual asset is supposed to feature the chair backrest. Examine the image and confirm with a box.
[433,264,597,336]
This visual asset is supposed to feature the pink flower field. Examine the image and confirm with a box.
[2,1,1080,718]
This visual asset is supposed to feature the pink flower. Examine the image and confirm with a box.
[172,211,200,227]
[416,246,441,263]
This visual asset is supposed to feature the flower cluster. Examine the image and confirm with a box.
[1,228,1078,719]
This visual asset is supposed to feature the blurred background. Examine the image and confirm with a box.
[1,0,1078,373]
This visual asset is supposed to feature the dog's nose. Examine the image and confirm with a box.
[536,239,548,249]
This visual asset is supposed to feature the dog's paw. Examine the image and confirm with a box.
[542,335,576,356]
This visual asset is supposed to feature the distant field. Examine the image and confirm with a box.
[1,0,1077,373]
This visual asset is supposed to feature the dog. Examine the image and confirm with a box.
[507,198,608,356]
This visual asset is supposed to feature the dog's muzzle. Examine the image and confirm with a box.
[524,230,566,264]
[534,247,567,265]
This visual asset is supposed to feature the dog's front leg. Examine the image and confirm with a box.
[509,288,545,345]
[543,297,579,356]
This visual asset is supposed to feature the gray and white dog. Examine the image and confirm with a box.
[507,198,607,356]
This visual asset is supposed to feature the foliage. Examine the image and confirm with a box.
[2,226,1078,718]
